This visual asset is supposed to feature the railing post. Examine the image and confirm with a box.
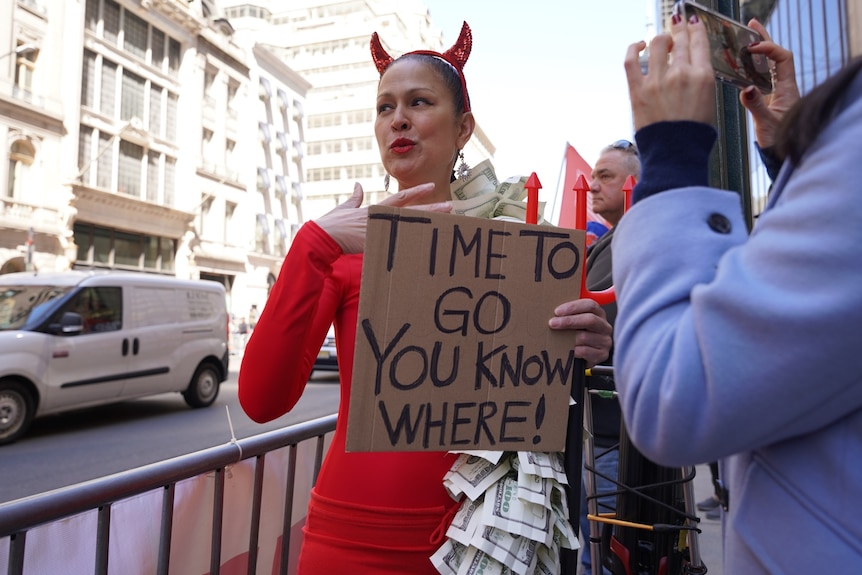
[210,468,226,575]
[95,505,111,575]
[8,531,26,575]
[278,445,298,575]
[246,455,266,575]
[156,483,175,575]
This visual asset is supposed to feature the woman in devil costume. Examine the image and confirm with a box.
[238,22,612,574]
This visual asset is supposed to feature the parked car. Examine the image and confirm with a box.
[0,270,229,444]
[313,325,338,372]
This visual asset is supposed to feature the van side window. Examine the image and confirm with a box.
[70,287,123,334]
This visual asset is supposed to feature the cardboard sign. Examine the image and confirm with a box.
[346,206,586,452]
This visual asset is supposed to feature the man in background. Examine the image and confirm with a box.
[579,140,640,575]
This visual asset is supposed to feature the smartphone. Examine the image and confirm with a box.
[674,1,773,94]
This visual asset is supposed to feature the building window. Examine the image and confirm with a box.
[224,202,236,245]
[259,77,272,100]
[201,128,214,168]
[225,139,236,179]
[254,213,270,254]
[123,9,148,60]
[120,70,145,122]
[259,121,271,143]
[74,223,176,273]
[7,139,35,200]
[346,137,373,152]
[96,131,114,189]
[77,127,93,181]
[274,219,287,257]
[151,28,165,69]
[85,0,99,32]
[113,231,143,267]
[227,78,239,104]
[100,59,117,117]
[257,167,270,192]
[167,37,181,76]
[204,67,217,101]
[277,88,289,109]
[164,157,175,206]
[14,45,38,99]
[118,140,143,197]
[81,50,97,109]
[347,109,373,124]
[146,150,160,202]
[166,92,178,141]
[199,194,213,238]
[276,132,288,153]
[149,85,162,136]
[103,0,120,45]
[274,174,288,197]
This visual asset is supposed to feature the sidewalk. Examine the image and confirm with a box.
[692,463,723,573]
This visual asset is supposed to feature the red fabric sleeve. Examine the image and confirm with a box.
[238,222,343,422]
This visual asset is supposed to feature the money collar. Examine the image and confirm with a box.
[448,160,550,226]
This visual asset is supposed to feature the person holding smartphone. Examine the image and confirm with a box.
[614,11,862,575]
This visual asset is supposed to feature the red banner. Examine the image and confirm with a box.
[555,143,609,233]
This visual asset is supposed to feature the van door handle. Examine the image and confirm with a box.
[133,338,139,355]
[122,338,129,356]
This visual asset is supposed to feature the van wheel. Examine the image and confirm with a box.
[183,363,220,408]
[0,381,35,445]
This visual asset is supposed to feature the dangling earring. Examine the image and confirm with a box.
[456,151,471,180]
[384,173,390,192]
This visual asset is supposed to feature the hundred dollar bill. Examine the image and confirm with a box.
[482,475,554,546]
[516,465,552,509]
[456,546,514,575]
[449,160,548,224]
[449,450,506,466]
[431,539,467,575]
[469,525,538,575]
[538,532,561,573]
[446,499,484,547]
[444,454,511,501]
[550,481,570,520]
[517,451,568,484]
[534,554,556,575]
[552,498,579,550]
[450,160,499,201]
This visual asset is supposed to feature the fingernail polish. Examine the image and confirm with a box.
[689,14,699,24]
[672,13,681,25]
[744,87,756,100]
[748,41,761,47]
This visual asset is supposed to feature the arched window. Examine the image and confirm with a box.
[7,139,35,199]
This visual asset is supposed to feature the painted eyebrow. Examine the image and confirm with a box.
[377,87,437,101]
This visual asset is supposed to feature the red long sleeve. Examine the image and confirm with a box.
[238,221,457,508]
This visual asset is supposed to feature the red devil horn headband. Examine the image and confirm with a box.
[370,21,472,112]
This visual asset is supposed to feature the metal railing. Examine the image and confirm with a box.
[0,413,337,575]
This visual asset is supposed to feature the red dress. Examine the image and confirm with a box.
[238,222,459,574]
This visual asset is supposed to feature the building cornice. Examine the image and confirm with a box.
[71,185,195,239]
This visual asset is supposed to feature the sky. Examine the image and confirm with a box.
[421,0,652,215]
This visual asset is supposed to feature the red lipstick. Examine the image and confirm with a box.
[390,138,415,154]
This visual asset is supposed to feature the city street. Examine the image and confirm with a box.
[0,358,341,503]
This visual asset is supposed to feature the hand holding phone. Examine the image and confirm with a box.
[674,1,773,94]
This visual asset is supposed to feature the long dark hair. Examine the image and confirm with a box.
[776,56,862,165]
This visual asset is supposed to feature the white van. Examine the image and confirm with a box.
[0,271,229,444]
